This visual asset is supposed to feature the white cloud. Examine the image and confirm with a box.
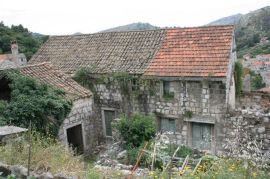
[0,0,269,35]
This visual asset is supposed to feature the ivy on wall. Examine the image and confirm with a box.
[0,70,72,137]
[73,67,159,112]
[235,61,243,96]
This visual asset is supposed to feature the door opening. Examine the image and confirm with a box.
[66,124,84,154]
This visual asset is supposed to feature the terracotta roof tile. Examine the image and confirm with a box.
[19,63,92,100]
[30,30,166,74]
[30,25,234,78]
[0,54,9,61]
[144,26,234,77]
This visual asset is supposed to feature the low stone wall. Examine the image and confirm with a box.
[218,109,270,156]
[236,91,270,110]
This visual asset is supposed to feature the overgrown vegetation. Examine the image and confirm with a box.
[251,72,266,90]
[116,113,156,148]
[0,71,72,137]
[235,61,243,96]
[0,21,48,59]
[115,113,156,165]
[73,67,159,116]
[0,132,85,177]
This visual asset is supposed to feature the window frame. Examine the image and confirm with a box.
[189,122,214,152]
[101,108,116,137]
[161,81,175,99]
[159,117,176,133]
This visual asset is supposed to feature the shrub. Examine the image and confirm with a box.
[0,71,72,137]
[116,113,156,148]
[251,73,266,90]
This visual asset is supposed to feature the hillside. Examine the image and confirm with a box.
[235,6,270,58]
[208,14,242,25]
[101,22,159,32]
[0,22,48,60]
[208,6,270,58]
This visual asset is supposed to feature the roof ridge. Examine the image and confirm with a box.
[49,25,234,38]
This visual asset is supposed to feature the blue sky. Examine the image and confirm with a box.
[0,0,269,35]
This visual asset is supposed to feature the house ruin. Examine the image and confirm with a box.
[28,25,245,154]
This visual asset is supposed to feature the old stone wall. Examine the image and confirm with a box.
[236,91,270,110]
[214,92,270,155]
[58,97,103,154]
[94,79,228,152]
[219,109,270,155]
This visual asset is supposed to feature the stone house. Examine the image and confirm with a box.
[0,62,97,154]
[0,41,27,70]
[30,25,236,154]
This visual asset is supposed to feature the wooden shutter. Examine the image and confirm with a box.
[192,123,212,150]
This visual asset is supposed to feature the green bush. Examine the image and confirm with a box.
[0,71,72,137]
[251,73,266,90]
[116,113,156,148]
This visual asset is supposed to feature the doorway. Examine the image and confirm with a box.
[66,124,84,154]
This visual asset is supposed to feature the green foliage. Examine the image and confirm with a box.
[235,7,270,58]
[116,113,156,148]
[251,72,266,90]
[0,21,47,59]
[163,91,175,100]
[235,61,243,96]
[183,110,193,118]
[0,71,72,137]
[73,67,95,90]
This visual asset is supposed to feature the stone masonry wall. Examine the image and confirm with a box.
[215,92,270,155]
[58,97,103,154]
[94,79,228,153]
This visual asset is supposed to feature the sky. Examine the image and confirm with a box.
[0,0,269,35]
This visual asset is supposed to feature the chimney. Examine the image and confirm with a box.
[10,40,27,66]
[11,40,19,57]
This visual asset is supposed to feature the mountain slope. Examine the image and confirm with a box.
[209,6,270,58]
[208,14,242,25]
[235,6,270,57]
[101,22,159,32]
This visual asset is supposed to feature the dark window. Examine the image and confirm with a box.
[0,77,11,101]
[163,81,170,95]
[160,118,176,132]
[103,110,115,136]
[131,78,139,91]
[163,81,174,99]
[192,123,212,150]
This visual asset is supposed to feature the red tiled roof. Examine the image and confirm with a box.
[0,54,9,61]
[19,63,92,100]
[144,26,234,77]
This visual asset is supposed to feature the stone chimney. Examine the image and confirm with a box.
[10,40,27,66]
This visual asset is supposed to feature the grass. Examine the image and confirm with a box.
[0,132,85,177]
[1,134,269,178]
